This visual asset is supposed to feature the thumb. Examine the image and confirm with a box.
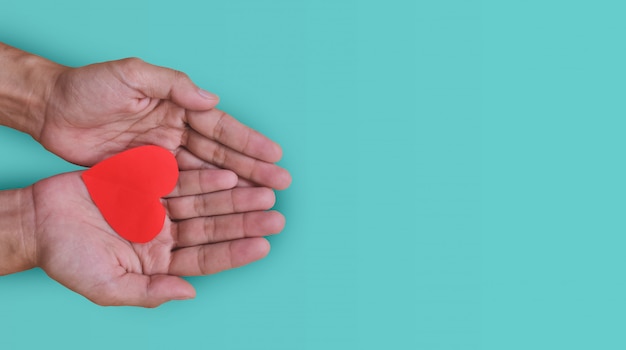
[118,57,219,110]
[109,273,196,308]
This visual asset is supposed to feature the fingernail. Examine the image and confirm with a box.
[198,89,219,100]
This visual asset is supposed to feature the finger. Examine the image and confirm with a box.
[175,148,258,187]
[187,109,283,163]
[174,211,285,247]
[165,187,276,220]
[176,147,217,170]
[166,169,238,198]
[169,237,270,276]
[118,57,219,111]
[176,148,262,187]
[185,129,292,190]
[233,177,258,188]
[94,274,195,308]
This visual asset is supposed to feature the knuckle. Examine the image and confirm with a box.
[211,145,227,166]
[213,111,228,141]
[163,198,173,217]
[193,195,205,216]
[203,217,217,242]
[117,57,146,83]
[173,69,190,82]
[198,248,210,275]
[120,57,145,70]
[227,241,236,269]
[198,170,208,193]
[239,213,249,238]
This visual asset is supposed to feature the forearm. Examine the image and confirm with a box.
[0,187,36,275]
[0,43,63,138]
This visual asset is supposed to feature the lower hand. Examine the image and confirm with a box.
[27,169,284,307]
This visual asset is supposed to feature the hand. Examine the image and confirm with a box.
[39,58,291,190]
[28,169,284,307]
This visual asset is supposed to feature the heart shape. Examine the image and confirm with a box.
[81,146,179,243]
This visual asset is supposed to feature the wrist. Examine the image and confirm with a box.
[0,187,37,275]
[0,43,65,139]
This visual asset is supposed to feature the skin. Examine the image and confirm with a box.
[31,169,283,307]
[40,58,291,189]
[0,43,291,307]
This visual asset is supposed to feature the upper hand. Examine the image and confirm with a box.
[40,58,291,190]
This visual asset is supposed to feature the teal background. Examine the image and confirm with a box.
[0,0,624,349]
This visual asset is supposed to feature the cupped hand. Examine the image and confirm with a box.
[40,58,291,190]
[30,168,284,307]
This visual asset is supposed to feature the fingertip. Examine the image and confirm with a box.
[174,284,196,301]
[270,142,283,163]
[267,211,286,234]
[196,89,220,109]
[198,89,219,101]
[234,237,271,265]
[257,237,271,258]
[149,275,196,304]
[258,187,277,208]
[212,169,238,190]
[175,276,197,299]
[223,170,239,189]
[167,74,218,110]
[274,169,293,191]
[190,91,219,110]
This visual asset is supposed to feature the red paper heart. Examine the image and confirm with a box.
[81,146,179,243]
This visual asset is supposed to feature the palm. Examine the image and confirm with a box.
[43,62,187,164]
[31,169,284,307]
[40,58,291,190]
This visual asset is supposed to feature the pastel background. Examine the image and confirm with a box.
[0,1,624,349]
